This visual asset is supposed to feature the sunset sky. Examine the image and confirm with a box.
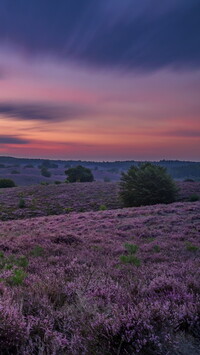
[0,0,200,161]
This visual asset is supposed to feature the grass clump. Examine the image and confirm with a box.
[124,243,138,254]
[16,256,29,268]
[64,207,73,214]
[9,269,27,286]
[186,242,199,252]
[99,205,107,211]
[18,198,26,208]
[152,245,161,253]
[31,245,45,257]
[120,242,140,266]
[120,254,141,266]
[0,252,28,286]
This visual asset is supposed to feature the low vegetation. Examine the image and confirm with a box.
[0,181,199,221]
[0,201,199,354]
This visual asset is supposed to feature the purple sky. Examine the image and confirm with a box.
[0,0,200,160]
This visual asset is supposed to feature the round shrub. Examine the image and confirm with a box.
[65,165,94,183]
[189,194,200,202]
[0,178,16,188]
[41,167,51,178]
[120,163,178,207]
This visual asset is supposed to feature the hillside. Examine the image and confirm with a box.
[0,201,199,354]
[0,181,200,221]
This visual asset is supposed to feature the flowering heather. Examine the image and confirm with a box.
[0,201,199,354]
[0,181,199,221]
[0,182,121,221]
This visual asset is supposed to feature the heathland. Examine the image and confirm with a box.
[0,199,199,354]
[0,159,199,354]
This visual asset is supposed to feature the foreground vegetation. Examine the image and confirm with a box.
[0,201,199,354]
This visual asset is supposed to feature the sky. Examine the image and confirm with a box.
[0,0,200,161]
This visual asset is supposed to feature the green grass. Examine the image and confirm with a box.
[152,245,161,253]
[186,242,199,252]
[120,254,141,266]
[30,245,45,257]
[124,243,138,254]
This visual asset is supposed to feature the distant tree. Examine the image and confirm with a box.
[0,164,5,168]
[120,163,178,207]
[104,176,111,182]
[41,167,51,178]
[11,170,20,174]
[0,178,16,188]
[24,164,34,168]
[65,165,94,183]
[41,160,51,168]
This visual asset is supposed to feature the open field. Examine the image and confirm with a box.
[0,165,120,186]
[0,181,200,221]
[0,201,199,354]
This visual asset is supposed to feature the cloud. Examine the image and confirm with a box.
[0,0,199,72]
[163,129,200,138]
[0,102,90,122]
[0,135,29,144]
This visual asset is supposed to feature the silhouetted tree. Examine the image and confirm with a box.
[0,178,16,188]
[120,163,178,207]
[65,165,94,183]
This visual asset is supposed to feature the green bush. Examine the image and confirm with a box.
[65,165,94,183]
[41,167,51,178]
[40,181,49,185]
[24,164,34,168]
[189,194,200,202]
[120,163,178,207]
[0,178,16,188]
[11,170,20,174]
[54,180,62,185]
[18,198,26,208]
[104,176,111,182]
[99,205,107,211]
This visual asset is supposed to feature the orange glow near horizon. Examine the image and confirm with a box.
[0,49,200,161]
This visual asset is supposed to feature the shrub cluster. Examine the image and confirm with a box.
[65,165,94,183]
[120,163,178,207]
[0,178,16,188]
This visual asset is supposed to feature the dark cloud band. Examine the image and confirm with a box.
[0,135,29,144]
[0,102,90,122]
[0,0,199,71]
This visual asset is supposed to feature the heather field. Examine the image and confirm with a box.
[0,201,199,354]
[0,181,200,221]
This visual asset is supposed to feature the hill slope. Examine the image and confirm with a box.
[0,201,199,354]
[0,181,200,221]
